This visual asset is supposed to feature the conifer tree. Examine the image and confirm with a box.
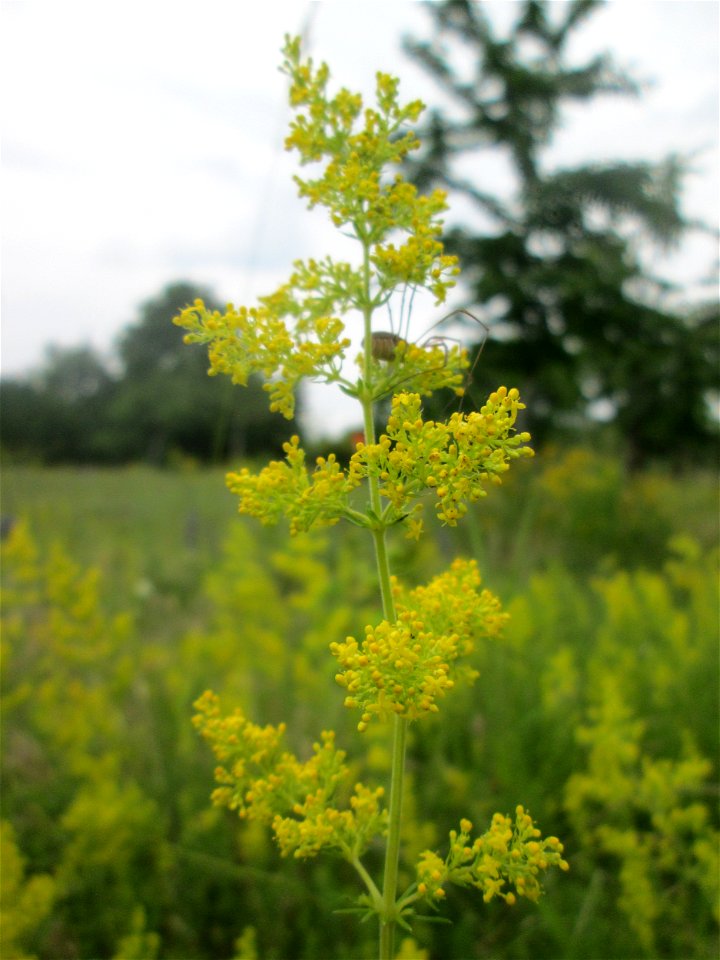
[404,0,718,464]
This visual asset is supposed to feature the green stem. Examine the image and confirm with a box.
[352,855,383,908]
[365,422,406,960]
[370,525,395,620]
[379,714,408,960]
[358,234,408,960]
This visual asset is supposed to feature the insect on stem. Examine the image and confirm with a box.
[370,331,403,361]
[365,309,489,409]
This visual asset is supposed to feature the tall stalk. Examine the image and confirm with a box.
[184,34,568,960]
[359,234,408,958]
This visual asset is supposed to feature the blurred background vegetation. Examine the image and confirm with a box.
[2,454,717,960]
[1,2,718,959]
[2,0,717,470]
[0,282,291,466]
[404,0,718,468]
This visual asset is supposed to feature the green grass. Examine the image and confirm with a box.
[2,465,237,603]
[4,454,715,575]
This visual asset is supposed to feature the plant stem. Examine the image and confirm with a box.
[379,714,408,960]
[365,426,406,960]
[352,855,383,907]
[358,235,408,960]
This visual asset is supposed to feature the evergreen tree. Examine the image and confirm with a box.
[404,0,718,464]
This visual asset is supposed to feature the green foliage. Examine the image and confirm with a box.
[0,464,238,615]
[400,534,718,959]
[0,821,55,960]
[0,347,115,464]
[447,444,717,582]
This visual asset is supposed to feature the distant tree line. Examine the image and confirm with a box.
[1,283,291,465]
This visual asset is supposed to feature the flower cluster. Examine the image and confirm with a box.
[173,294,350,420]
[392,558,508,655]
[220,387,531,537]
[330,559,506,730]
[173,39,465,425]
[1,521,132,781]
[281,35,459,305]
[273,782,386,860]
[351,389,533,526]
[226,436,362,535]
[415,808,569,905]
[193,691,386,861]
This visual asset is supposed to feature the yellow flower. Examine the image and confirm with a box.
[331,559,506,727]
[351,390,533,528]
[193,693,386,861]
[415,809,568,908]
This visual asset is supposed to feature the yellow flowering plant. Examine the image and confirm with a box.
[179,36,567,959]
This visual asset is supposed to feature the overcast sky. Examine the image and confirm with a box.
[2,0,718,437]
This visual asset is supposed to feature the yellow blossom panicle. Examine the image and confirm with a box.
[330,559,507,729]
[174,37,462,423]
[414,809,568,906]
[392,558,508,657]
[192,692,386,861]
[351,389,533,527]
[272,782,386,861]
[173,286,351,420]
[281,36,459,307]
[226,436,363,535]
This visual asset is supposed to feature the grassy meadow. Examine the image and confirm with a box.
[2,450,718,960]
